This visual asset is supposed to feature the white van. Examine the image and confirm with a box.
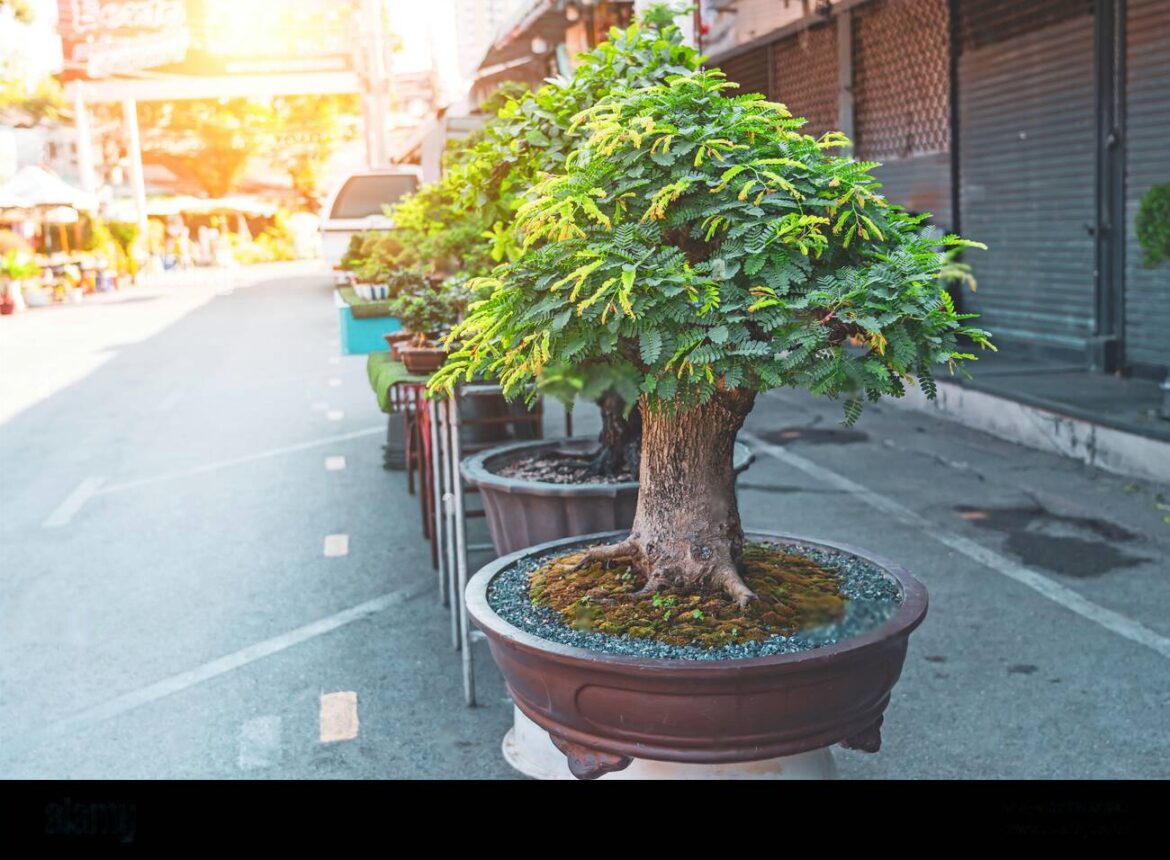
[320,166,422,278]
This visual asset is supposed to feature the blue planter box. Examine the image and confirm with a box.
[335,291,402,355]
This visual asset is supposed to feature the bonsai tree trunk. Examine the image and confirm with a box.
[574,388,757,606]
[587,390,642,479]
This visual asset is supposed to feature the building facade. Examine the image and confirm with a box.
[711,0,1169,382]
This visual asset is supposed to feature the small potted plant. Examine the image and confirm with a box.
[393,281,467,375]
[6,253,49,308]
[432,55,992,778]
[380,267,432,358]
[0,250,38,314]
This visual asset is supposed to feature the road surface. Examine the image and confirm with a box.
[1,262,1166,778]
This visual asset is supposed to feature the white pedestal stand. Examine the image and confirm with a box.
[502,706,838,780]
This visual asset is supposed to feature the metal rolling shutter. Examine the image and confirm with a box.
[773,25,839,139]
[718,45,771,98]
[958,0,1096,355]
[853,0,953,228]
[1124,0,1170,374]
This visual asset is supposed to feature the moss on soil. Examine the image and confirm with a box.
[529,543,847,647]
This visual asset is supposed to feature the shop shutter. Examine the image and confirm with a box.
[853,0,952,228]
[718,45,771,98]
[772,25,839,139]
[1124,0,1170,374]
[958,0,1096,356]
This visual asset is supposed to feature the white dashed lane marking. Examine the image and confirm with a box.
[328,378,342,387]
[2,581,433,762]
[325,456,346,471]
[319,692,359,743]
[323,534,349,557]
[326,410,344,421]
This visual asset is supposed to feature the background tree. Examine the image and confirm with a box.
[136,95,358,200]
[0,0,64,123]
[434,68,993,606]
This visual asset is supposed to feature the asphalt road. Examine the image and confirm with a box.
[1,262,1167,779]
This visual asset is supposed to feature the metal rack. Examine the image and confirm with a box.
[427,387,557,706]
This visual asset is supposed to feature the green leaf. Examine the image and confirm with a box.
[550,308,573,331]
[639,329,663,364]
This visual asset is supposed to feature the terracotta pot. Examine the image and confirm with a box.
[398,343,449,375]
[466,530,928,779]
[384,331,414,361]
[459,437,754,556]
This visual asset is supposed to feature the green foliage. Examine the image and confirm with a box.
[0,249,39,279]
[340,231,404,273]
[389,279,468,339]
[1135,183,1170,267]
[433,66,994,425]
[410,7,704,405]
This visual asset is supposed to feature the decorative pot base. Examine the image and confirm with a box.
[503,706,837,780]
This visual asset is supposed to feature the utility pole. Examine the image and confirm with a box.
[73,82,97,193]
[359,0,389,167]
[122,99,148,236]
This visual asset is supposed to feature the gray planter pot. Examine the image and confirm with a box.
[460,437,755,556]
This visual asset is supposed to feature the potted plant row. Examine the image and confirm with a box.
[428,9,733,552]
[390,279,465,375]
[430,8,993,779]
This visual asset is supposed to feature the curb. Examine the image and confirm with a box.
[886,381,1170,485]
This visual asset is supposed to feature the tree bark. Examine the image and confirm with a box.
[574,388,757,606]
[587,390,642,479]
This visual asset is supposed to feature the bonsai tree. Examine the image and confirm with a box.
[433,68,992,607]
[390,280,468,347]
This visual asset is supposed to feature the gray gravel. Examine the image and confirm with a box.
[487,541,902,661]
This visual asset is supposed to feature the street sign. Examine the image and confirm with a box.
[58,0,358,81]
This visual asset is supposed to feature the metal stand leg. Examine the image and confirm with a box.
[429,398,446,598]
[450,396,476,707]
[440,400,458,635]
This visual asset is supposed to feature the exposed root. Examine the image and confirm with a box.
[711,564,757,609]
[569,539,641,572]
[631,574,667,599]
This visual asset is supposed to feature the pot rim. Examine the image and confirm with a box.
[460,436,755,497]
[465,529,928,674]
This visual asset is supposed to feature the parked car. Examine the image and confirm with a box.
[320,166,421,282]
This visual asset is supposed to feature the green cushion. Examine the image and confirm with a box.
[366,352,429,413]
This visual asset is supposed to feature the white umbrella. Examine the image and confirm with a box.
[0,166,97,210]
[0,191,31,209]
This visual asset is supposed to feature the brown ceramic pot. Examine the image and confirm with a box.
[383,331,414,361]
[398,343,449,375]
[465,530,928,779]
[459,437,754,556]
